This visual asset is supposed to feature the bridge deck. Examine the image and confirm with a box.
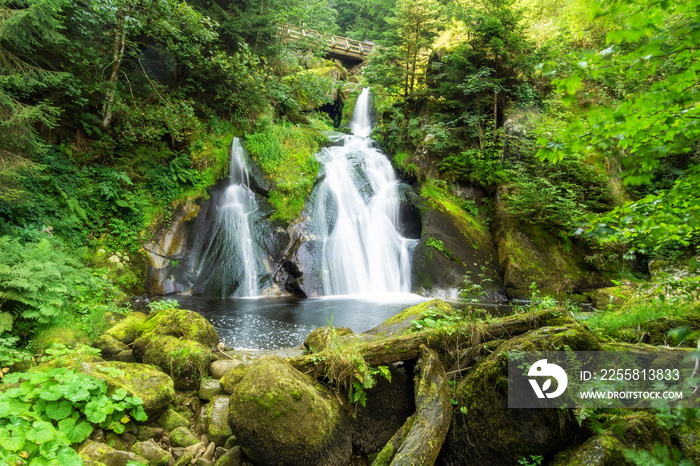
[278,25,375,63]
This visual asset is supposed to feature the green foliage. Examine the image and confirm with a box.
[147,299,181,312]
[624,443,694,466]
[0,236,87,337]
[245,119,321,221]
[0,367,146,465]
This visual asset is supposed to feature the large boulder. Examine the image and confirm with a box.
[439,323,602,465]
[491,193,606,298]
[132,307,218,388]
[76,361,174,416]
[412,188,502,298]
[227,355,352,466]
[104,312,148,344]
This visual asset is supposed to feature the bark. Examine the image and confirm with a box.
[102,9,127,129]
[289,310,565,377]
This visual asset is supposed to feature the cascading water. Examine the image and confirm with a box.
[311,88,417,295]
[184,138,267,298]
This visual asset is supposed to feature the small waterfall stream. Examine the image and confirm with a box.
[185,138,267,298]
[311,88,418,295]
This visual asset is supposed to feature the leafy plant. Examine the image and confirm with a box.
[0,367,146,465]
[147,299,181,312]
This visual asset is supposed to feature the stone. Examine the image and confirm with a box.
[210,359,242,379]
[591,285,635,310]
[131,439,171,466]
[171,427,201,448]
[76,361,174,416]
[136,426,166,442]
[136,307,219,348]
[224,436,239,449]
[158,406,191,430]
[79,440,115,461]
[551,435,626,465]
[105,311,148,344]
[105,432,126,451]
[227,355,352,466]
[199,377,223,400]
[98,450,149,466]
[115,350,136,363]
[215,446,243,466]
[92,334,127,360]
[138,335,214,390]
[203,442,216,461]
[174,451,194,466]
[206,395,233,446]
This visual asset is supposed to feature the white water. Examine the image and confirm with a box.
[312,88,417,295]
[193,138,261,297]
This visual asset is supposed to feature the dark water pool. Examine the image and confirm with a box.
[174,294,429,350]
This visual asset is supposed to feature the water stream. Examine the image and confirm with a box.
[311,88,418,295]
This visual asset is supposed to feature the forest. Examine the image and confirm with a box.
[0,0,699,464]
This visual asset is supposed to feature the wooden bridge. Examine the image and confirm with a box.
[278,25,375,64]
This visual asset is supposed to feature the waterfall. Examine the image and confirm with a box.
[185,138,265,298]
[311,88,417,295]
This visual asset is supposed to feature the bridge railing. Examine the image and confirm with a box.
[277,25,375,58]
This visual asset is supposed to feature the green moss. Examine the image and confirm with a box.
[140,335,213,390]
[138,308,219,347]
[105,311,147,344]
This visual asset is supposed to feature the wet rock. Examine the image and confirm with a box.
[131,439,171,466]
[172,427,201,448]
[76,361,174,416]
[158,406,191,430]
[210,359,242,379]
[227,355,352,466]
[206,395,233,446]
[199,377,223,400]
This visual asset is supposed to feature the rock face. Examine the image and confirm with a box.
[227,355,352,466]
[412,191,502,298]
[491,192,606,298]
[439,322,602,465]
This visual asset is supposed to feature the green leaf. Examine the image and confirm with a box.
[56,446,83,466]
[45,400,72,420]
[0,312,13,334]
[60,419,92,444]
[130,405,147,422]
[25,421,55,444]
[111,388,127,401]
[0,427,25,452]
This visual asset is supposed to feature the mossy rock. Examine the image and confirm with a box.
[491,195,606,298]
[673,420,700,464]
[158,406,190,431]
[590,286,635,310]
[551,435,627,466]
[137,307,219,348]
[365,299,456,337]
[206,395,233,446]
[227,355,352,466]
[411,190,501,295]
[77,361,174,416]
[93,334,127,360]
[138,335,213,390]
[219,363,249,395]
[170,427,200,448]
[303,326,354,353]
[440,323,600,465]
[105,311,147,344]
[36,353,104,370]
[131,439,171,466]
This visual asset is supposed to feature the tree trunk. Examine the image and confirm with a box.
[102,10,126,129]
[289,311,564,377]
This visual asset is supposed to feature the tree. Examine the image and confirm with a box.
[537,0,700,255]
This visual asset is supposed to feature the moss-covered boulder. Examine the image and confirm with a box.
[138,335,214,390]
[227,355,352,466]
[591,285,635,310]
[158,406,190,431]
[440,323,601,465]
[205,395,233,446]
[171,427,200,448]
[303,326,354,352]
[135,307,219,349]
[491,193,606,298]
[412,184,501,296]
[131,439,171,466]
[77,361,174,416]
[105,311,147,344]
[93,334,127,360]
[551,435,627,466]
[365,299,455,337]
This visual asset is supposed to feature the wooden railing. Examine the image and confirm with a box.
[277,25,375,61]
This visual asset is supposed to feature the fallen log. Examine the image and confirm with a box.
[371,346,452,466]
[289,310,569,377]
